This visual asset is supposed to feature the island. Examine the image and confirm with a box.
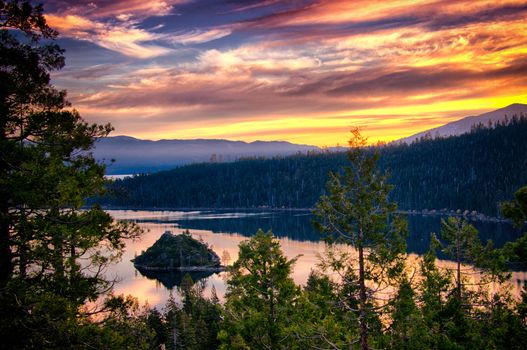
[132,230,224,272]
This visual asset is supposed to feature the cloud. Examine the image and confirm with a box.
[45,0,187,20]
[46,0,527,145]
[46,14,172,58]
[168,28,233,45]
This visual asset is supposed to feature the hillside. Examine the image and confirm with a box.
[400,103,527,143]
[93,136,319,174]
[96,117,527,216]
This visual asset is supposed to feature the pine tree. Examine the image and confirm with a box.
[220,230,299,349]
[438,217,484,300]
[387,278,429,349]
[0,1,141,346]
[314,128,407,350]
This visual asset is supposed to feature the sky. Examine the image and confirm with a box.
[42,0,527,146]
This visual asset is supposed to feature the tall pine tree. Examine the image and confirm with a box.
[314,128,407,350]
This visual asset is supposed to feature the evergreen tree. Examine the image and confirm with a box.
[290,270,353,348]
[220,230,299,349]
[314,128,407,350]
[0,1,141,347]
[500,185,527,338]
[161,274,222,350]
[438,217,484,300]
[501,186,527,265]
[386,278,429,349]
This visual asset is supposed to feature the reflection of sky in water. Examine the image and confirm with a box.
[110,209,271,222]
[106,210,527,310]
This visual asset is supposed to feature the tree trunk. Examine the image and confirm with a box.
[358,228,368,350]
[457,251,461,301]
[0,222,12,288]
[0,203,12,289]
[456,232,461,301]
[268,263,277,349]
[0,93,12,289]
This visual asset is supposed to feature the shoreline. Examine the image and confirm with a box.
[133,264,226,272]
[97,205,512,223]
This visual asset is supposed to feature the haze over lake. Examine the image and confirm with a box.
[107,209,527,309]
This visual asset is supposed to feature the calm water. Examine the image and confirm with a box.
[106,210,527,309]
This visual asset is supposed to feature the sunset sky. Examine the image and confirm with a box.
[43,0,527,146]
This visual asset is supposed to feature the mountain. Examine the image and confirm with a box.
[399,103,527,144]
[93,136,319,175]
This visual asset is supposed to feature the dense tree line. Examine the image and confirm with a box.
[99,118,527,216]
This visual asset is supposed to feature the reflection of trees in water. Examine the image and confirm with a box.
[170,212,522,255]
[174,213,320,242]
[135,267,217,289]
[406,215,523,257]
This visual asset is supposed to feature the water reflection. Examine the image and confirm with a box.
[127,209,522,254]
[135,268,219,289]
[106,210,526,309]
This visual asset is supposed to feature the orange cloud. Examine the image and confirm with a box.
[46,14,172,58]
[48,0,527,145]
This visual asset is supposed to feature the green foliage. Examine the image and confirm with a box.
[314,128,408,350]
[162,274,222,350]
[438,217,483,298]
[500,186,527,266]
[439,217,483,264]
[385,279,430,350]
[2,4,527,349]
[474,293,527,350]
[220,230,299,349]
[501,186,527,228]
[0,1,142,347]
[418,237,452,316]
[288,270,354,348]
[438,217,508,301]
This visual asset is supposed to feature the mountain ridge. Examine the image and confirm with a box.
[94,103,527,174]
[399,103,527,144]
[94,137,320,174]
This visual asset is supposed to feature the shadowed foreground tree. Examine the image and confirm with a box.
[314,128,407,350]
[0,1,142,347]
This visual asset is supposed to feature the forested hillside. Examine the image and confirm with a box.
[99,118,527,216]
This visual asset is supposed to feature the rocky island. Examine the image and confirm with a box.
[132,230,224,272]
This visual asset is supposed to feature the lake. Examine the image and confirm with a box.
[106,209,527,309]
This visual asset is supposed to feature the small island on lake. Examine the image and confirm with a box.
[132,230,224,272]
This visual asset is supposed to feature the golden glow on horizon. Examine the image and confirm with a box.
[48,0,527,145]
[79,93,527,147]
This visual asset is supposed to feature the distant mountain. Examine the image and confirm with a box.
[399,103,527,144]
[93,136,319,175]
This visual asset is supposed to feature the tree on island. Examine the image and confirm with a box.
[0,1,143,347]
[314,128,408,350]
